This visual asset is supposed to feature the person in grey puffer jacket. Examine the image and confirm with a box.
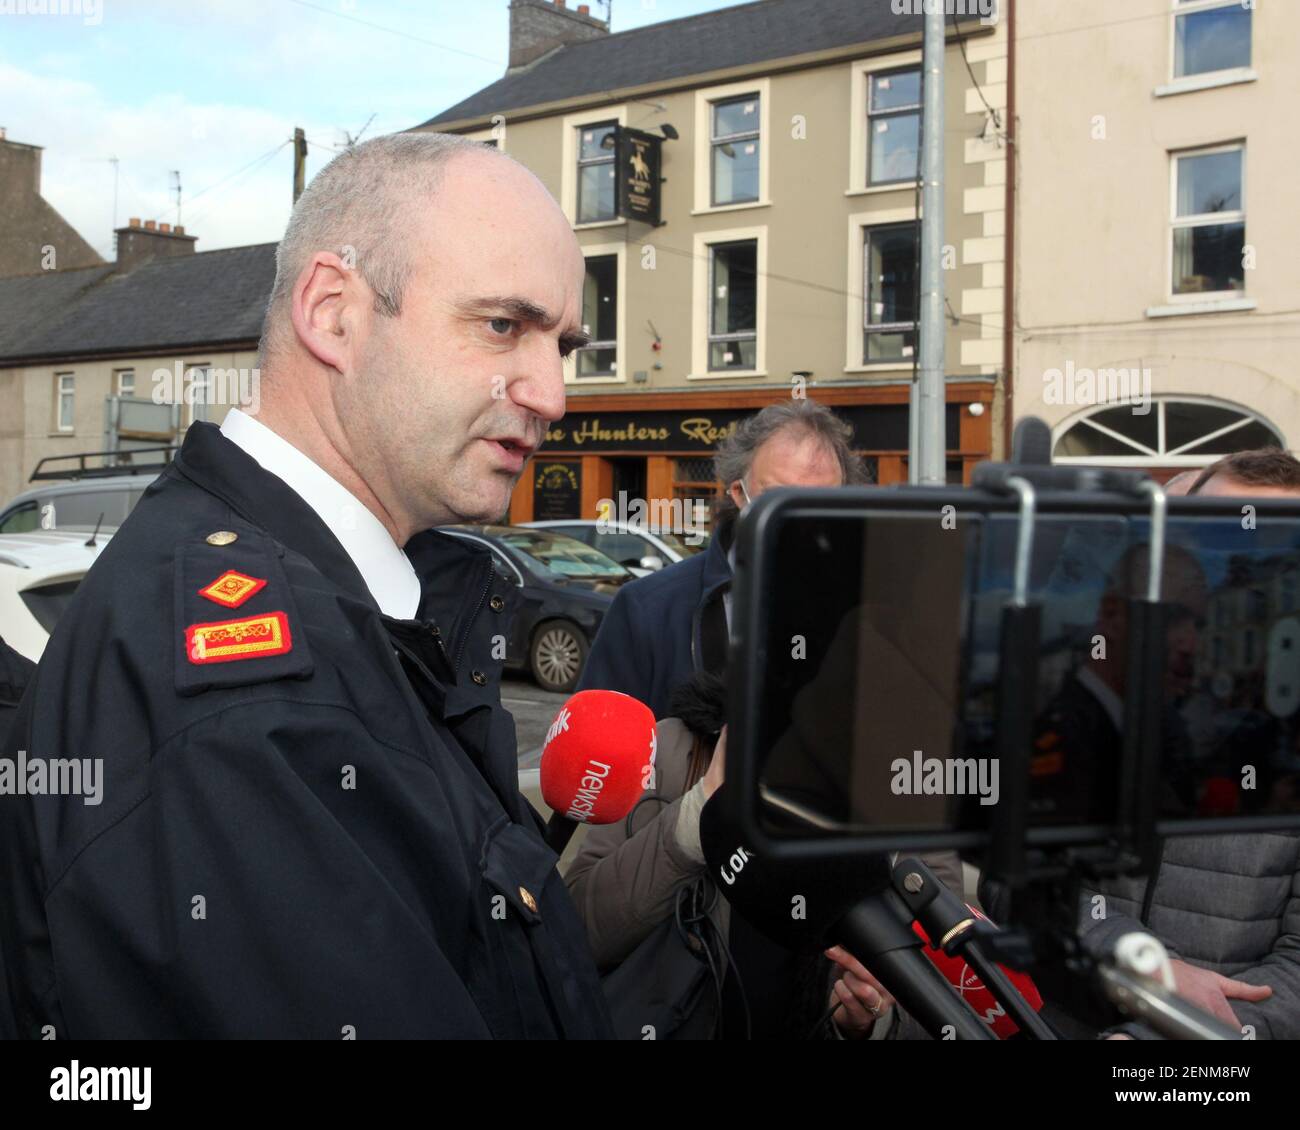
[1079,451,1300,1039]
[1078,833,1297,1038]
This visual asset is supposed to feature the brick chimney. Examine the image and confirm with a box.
[508,0,608,73]
[0,132,105,276]
[114,216,197,271]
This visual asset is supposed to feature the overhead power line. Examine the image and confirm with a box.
[282,0,503,67]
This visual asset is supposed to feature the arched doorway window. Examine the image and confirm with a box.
[1053,397,1283,466]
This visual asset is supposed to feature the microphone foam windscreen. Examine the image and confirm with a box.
[540,689,656,825]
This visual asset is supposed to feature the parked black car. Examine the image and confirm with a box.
[441,525,633,693]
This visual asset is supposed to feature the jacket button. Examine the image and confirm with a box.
[489,595,505,612]
[519,886,538,913]
[471,670,487,686]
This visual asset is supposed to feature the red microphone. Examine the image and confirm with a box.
[912,907,1044,1039]
[1199,776,1239,817]
[539,689,657,853]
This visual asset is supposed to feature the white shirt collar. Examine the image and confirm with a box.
[219,408,421,620]
[722,537,738,633]
[1076,665,1125,732]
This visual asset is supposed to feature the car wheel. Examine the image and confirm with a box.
[530,620,588,693]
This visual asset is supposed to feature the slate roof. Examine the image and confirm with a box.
[0,243,277,365]
[0,265,113,359]
[420,0,980,127]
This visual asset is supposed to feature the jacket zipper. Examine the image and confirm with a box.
[452,560,493,675]
[1140,837,1165,927]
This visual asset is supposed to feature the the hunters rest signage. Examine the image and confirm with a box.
[542,406,959,454]
[615,127,663,227]
[544,413,740,451]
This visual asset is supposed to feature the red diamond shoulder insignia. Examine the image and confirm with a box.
[198,569,267,609]
[186,611,292,665]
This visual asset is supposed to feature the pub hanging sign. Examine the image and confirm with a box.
[615,126,663,227]
[533,460,582,520]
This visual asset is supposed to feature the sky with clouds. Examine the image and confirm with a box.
[0,0,752,257]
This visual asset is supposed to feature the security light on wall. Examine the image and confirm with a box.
[602,123,678,147]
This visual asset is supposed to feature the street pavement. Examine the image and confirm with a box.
[502,672,567,764]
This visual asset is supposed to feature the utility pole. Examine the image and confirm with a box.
[293,127,307,203]
[109,157,120,230]
[914,6,947,486]
[171,169,182,225]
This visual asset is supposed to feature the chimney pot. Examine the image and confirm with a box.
[159,222,171,234]
[174,225,185,235]
[509,0,608,72]
[129,217,141,228]
[143,220,157,231]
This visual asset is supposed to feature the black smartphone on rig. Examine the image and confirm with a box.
[725,484,1300,861]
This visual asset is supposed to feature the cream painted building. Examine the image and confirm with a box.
[1013,0,1300,473]
[0,229,272,511]
[2,0,1017,517]
[417,0,1013,520]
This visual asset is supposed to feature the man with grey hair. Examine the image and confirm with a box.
[0,134,612,1038]
[580,398,864,719]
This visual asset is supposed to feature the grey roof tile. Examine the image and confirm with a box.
[419,0,948,127]
[0,265,114,358]
[0,243,276,364]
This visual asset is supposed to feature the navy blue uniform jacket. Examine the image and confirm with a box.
[0,422,612,1039]
[577,526,732,719]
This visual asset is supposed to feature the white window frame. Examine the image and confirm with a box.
[844,205,920,374]
[184,362,212,427]
[1161,0,1254,95]
[690,225,767,380]
[862,221,921,369]
[692,77,771,216]
[565,242,626,386]
[55,372,75,432]
[1167,141,1246,304]
[115,368,135,397]
[561,105,628,230]
[847,51,923,196]
[1051,395,1281,466]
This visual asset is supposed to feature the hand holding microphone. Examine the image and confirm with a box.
[697,792,996,1040]
[538,689,657,853]
[826,944,896,1037]
[701,725,727,799]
